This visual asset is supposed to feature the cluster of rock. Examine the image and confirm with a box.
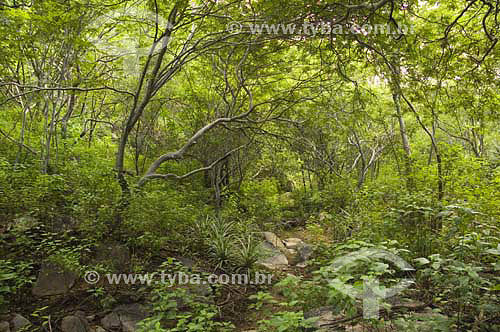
[0,306,147,332]
[10,242,217,332]
[0,314,31,332]
[31,242,131,297]
[3,232,313,331]
[257,232,313,270]
[1,242,148,332]
[99,304,148,332]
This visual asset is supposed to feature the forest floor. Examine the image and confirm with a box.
[1,218,490,332]
[227,227,442,332]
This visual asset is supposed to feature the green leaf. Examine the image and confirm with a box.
[490,284,500,291]
[414,257,430,265]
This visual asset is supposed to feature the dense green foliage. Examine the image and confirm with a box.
[1,0,499,331]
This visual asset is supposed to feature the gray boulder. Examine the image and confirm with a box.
[262,232,287,252]
[283,238,304,250]
[0,321,10,332]
[285,248,302,265]
[257,242,289,270]
[177,257,195,269]
[32,262,76,297]
[261,232,312,266]
[11,314,30,331]
[297,243,314,261]
[61,315,89,332]
[101,312,120,330]
[102,303,149,332]
[115,303,148,332]
[95,243,130,272]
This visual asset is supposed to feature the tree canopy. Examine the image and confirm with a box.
[0,0,499,331]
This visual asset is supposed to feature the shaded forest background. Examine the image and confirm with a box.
[0,0,499,331]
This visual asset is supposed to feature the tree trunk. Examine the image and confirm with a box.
[391,57,414,192]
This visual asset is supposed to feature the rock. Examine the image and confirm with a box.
[296,261,307,268]
[257,254,289,270]
[304,306,334,320]
[283,238,304,250]
[282,238,313,265]
[93,327,106,332]
[261,233,314,265]
[101,303,150,332]
[121,319,140,332]
[11,314,30,331]
[304,307,340,331]
[297,243,314,261]
[61,315,89,332]
[257,242,289,270]
[262,232,305,266]
[262,232,287,252]
[95,243,130,272]
[74,311,87,319]
[32,262,76,296]
[115,304,148,332]
[101,312,120,330]
[0,321,10,332]
[122,320,137,332]
[259,241,281,255]
[284,248,302,265]
[177,257,195,270]
[11,215,38,232]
